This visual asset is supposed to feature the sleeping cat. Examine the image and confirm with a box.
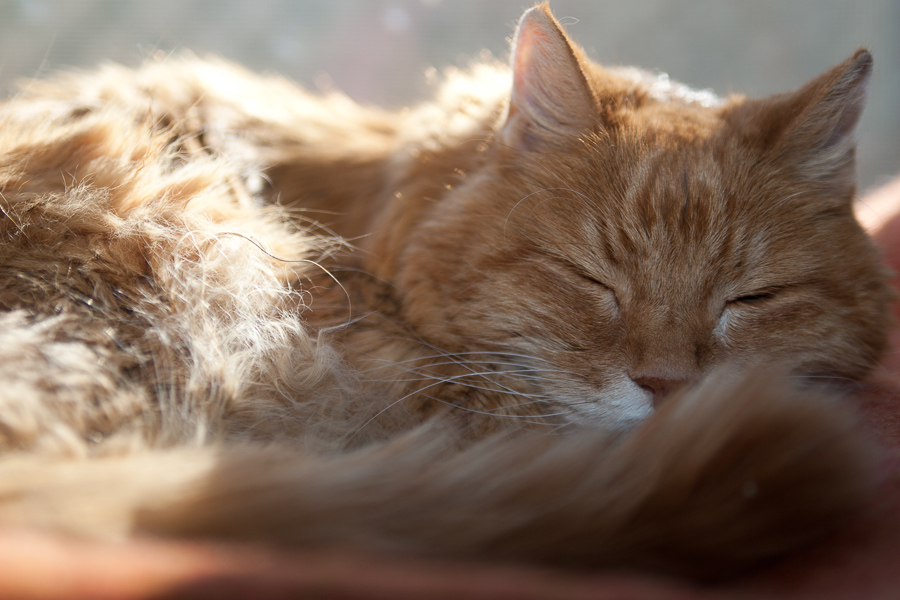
[0,3,891,580]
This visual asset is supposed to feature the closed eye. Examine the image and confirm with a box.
[578,272,613,291]
[573,271,620,309]
[728,290,778,305]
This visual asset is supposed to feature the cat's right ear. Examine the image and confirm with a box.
[500,4,597,151]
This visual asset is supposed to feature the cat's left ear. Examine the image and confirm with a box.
[733,50,872,197]
[500,4,597,151]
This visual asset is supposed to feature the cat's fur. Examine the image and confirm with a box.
[0,4,891,580]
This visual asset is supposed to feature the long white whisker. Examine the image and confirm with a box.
[362,359,570,377]
[425,395,569,422]
[349,362,563,439]
[503,186,599,236]
[371,371,550,399]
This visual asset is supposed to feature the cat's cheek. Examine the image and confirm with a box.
[713,302,828,366]
[712,309,735,343]
[713,304,781,345]
[712,307,781,357]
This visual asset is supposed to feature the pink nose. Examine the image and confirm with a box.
[634,376,688,406]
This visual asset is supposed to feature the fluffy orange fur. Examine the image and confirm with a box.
[0,4,890,580]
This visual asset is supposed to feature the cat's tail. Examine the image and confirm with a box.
[0,368,875,580]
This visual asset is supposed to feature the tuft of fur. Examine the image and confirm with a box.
[0,103,357,454]
[0,3,891,581]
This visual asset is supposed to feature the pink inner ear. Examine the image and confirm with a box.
[514,22,546,80]
[503,6,595,149]
[511,20,551,115]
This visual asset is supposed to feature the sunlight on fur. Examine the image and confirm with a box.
[0,3,891,581]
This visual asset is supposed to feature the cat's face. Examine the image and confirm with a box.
[397,132,887,425]
[387,8,892,425]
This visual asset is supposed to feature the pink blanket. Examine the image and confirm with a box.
[3,179,900,599]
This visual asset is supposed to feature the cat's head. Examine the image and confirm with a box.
[388,5,892,425]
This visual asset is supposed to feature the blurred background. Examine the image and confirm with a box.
[0,0,896,190]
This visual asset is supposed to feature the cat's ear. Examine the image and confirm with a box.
[500,4,596,151]
[736,50,872,196]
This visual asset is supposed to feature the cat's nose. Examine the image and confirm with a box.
[634,376,688,406]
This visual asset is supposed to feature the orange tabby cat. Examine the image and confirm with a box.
[0,3,890,580]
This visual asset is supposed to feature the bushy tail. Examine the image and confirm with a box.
[0,369,874,580]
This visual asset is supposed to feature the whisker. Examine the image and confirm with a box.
[360,358,569,376]
[375,366,547,394]
[425,395,569,423]
[348,363,561,440]
[480,398,556,412]
[504,186,599,237]
[368,372,550,399]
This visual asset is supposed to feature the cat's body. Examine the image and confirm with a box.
[0,4,891,580]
